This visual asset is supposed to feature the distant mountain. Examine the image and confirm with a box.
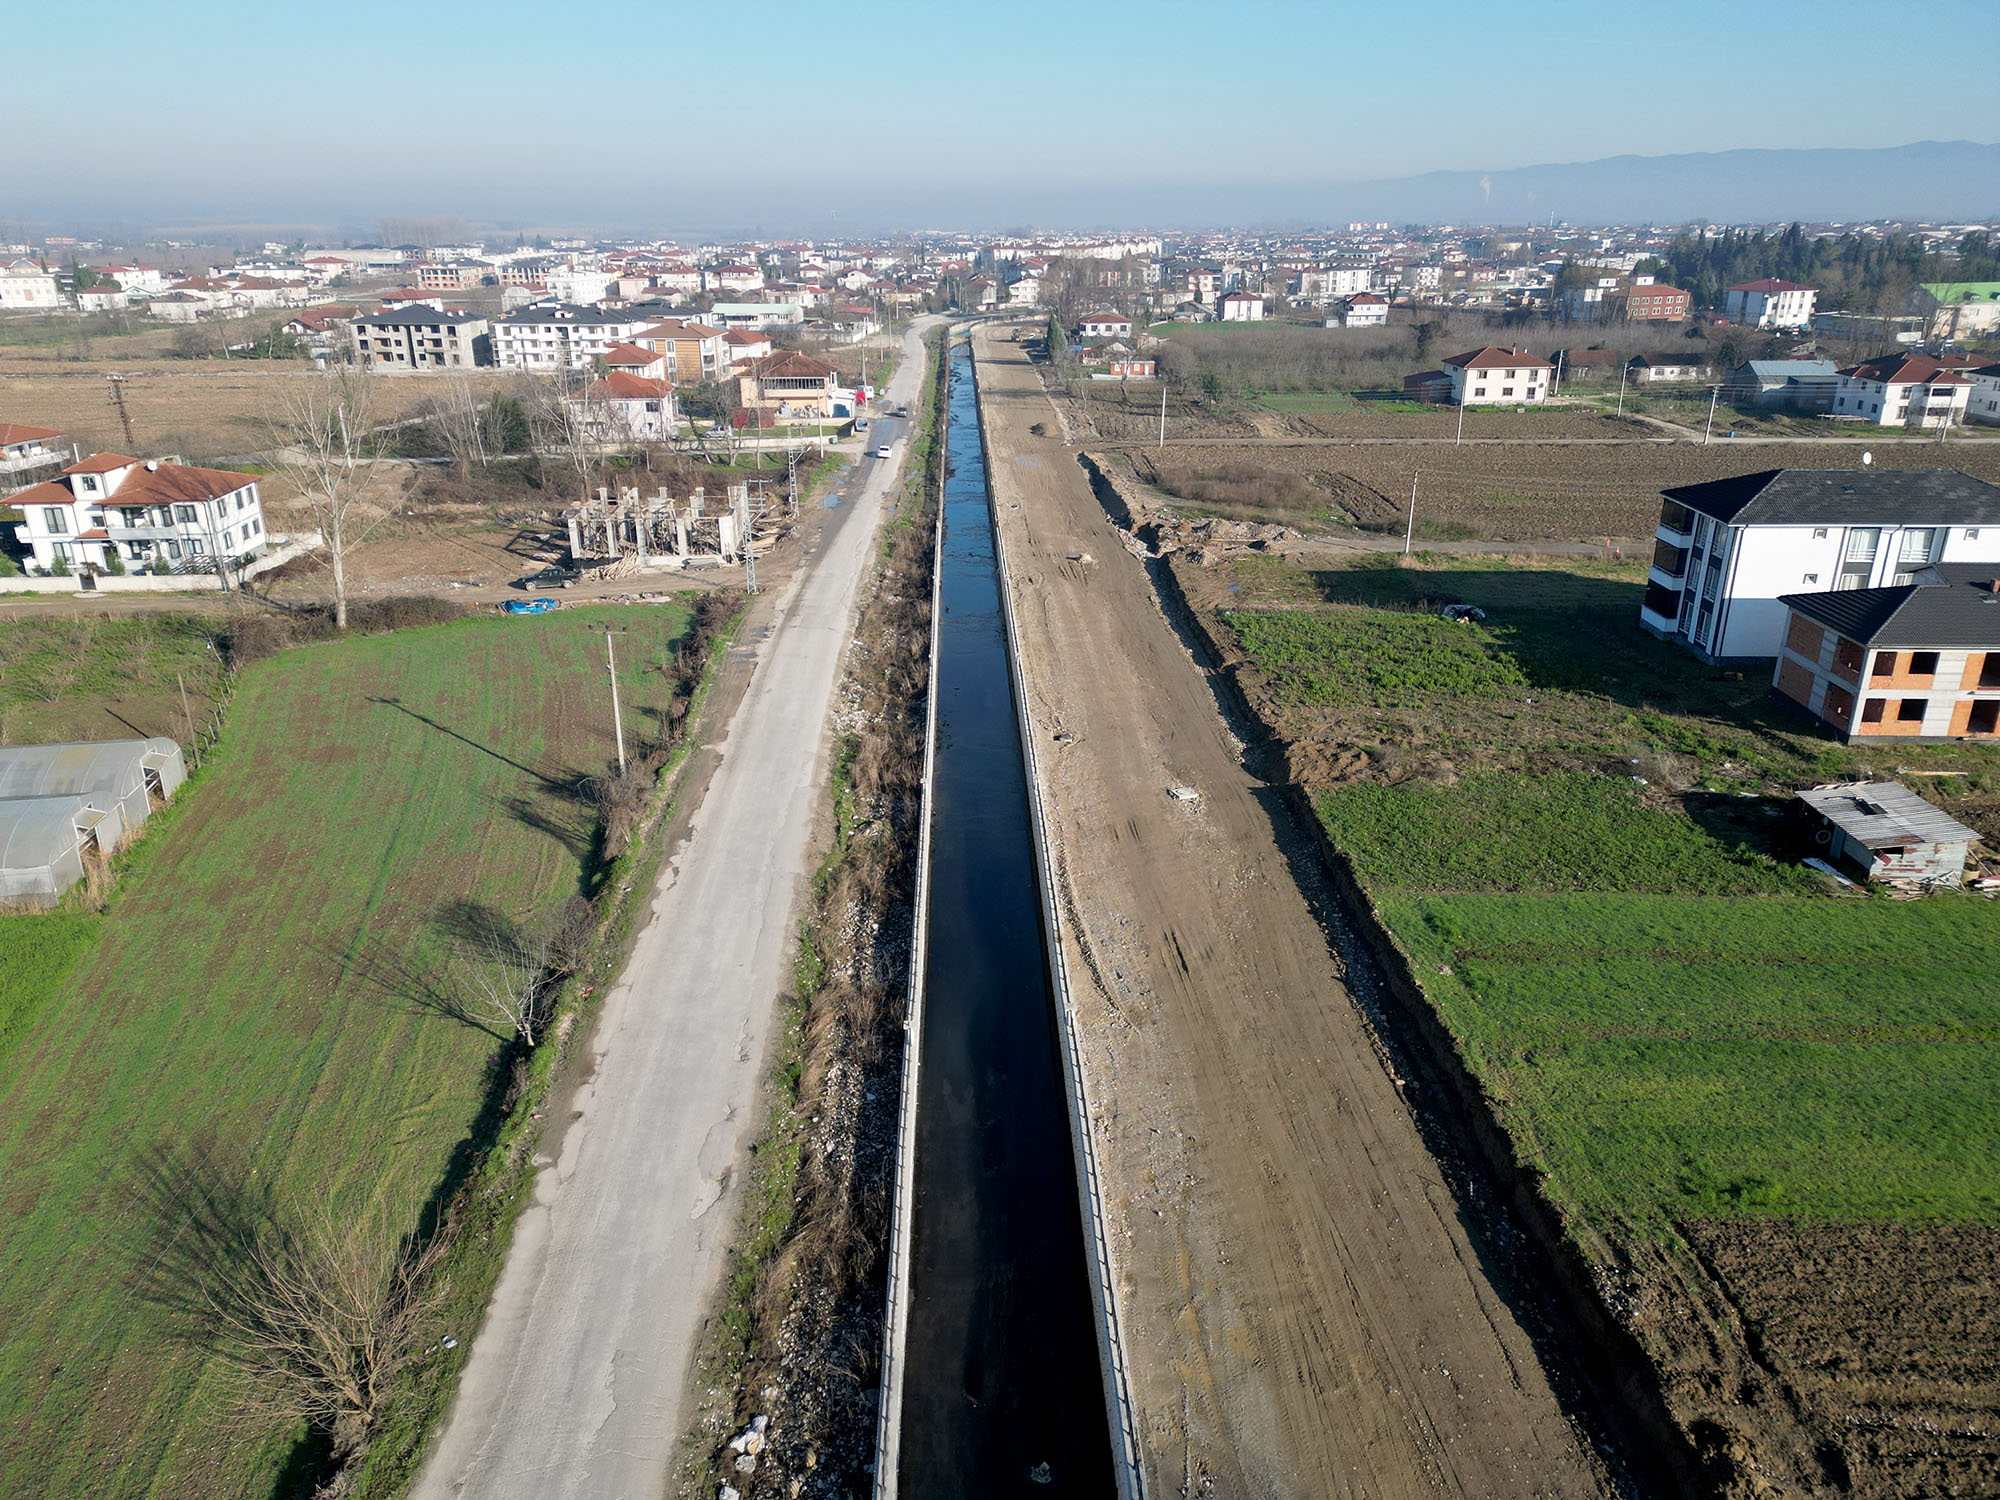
[1329,141,2000,228]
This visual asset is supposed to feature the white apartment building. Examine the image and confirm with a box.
[546,268,615,303]
[493,303,680,370]
[1218,292,1264,322]
[1831,353,1972,428]
[7,453,268,575]
[347,309,492,370]
[1638,468,2000,660]
[1442,346,1552,405]
[1331,293,1387,328]
[1967,363,2000,427]
[1724,278,1818,329]
[0,260,59,309]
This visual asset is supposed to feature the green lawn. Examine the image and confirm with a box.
[1219,550,2000,1235]
[0,613,230,745]
[0,602,690,1499]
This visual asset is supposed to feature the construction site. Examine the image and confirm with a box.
[561,479,795,581]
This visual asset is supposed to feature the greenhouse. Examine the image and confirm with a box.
[0,738,186,909]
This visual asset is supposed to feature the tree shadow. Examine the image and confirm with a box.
[314,927,508,1044]
[366,695,583,790]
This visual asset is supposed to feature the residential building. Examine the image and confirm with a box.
[1775,568,2000,743]
[1728,358,1841,411]
[1556,347,1621,383]
[347,309,492,370]
[1442,346,1552,405]
[76,285,130,313]
[1331,293,1387,328]
[95,264,166,294]
[1628,354,1716,385]
[707,302,804,331]
[6,453,268,575]
[546,268,615,303]
[0,422,70,489]
[705,264,765,294]
[737,351,842,422]
[493,303,679,370]
[0,260,59,309]
[1077,312,1132,339]
[1102,357,1156,379]
[721,328,773,365]
[1218,292,1264,322]
[1638,467,2000,660]
[1812,310,1924,345]
[1966,363,2000,428]
[576,370,677,444]
[1831,352,1972,428]
[1724,278,1818,329]
[1910,281,2000,343]
[1622,281,1690,322]
[632,319,730,383]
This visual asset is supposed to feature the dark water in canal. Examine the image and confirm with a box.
[896,347,1115,1496]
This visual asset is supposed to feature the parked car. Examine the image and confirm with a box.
[874,444,893,459]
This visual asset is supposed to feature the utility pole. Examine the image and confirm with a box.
[177,672,199,769]
[106,374,136,450]
[1703,384,1720,446]
[1455,398,1465,446]
[588,624,630,777]
[1158,379,1167,449]
[1616,361,1629,418]
[1404,472,1418,554]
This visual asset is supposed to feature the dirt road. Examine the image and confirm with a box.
[974,325,1608,1499]
[409,320,937,1500]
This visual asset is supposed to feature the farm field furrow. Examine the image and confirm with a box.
[0,603,690,1500]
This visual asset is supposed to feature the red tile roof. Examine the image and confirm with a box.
[1443,345,1553,371]
[748,351,836,381]
[1840,353,1971,386]
[0,421,65,447]
[603,342,658,366]
[1,480,74,510]
[64,452,139,475]
[594,372,674,399]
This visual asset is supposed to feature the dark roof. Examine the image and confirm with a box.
[1444,345,1553,370]
[352,308,484,327]
[1780,565,2000,648]
[497,301,680,327]
[1664,468,2000,526]
[1729,278,1814,293]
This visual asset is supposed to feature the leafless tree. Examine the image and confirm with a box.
[433,373,488,474]
[267,366,386,630]
[131,1142,448,1456]
[523,364,604,505]
[452,926,557,1046]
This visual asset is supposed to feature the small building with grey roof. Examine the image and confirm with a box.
[1792,781,1981,885]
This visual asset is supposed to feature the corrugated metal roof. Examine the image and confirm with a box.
[1795,782,1982,850]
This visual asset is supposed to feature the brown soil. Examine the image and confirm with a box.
[1115,441,2000,545]
[974,326,1611,1498]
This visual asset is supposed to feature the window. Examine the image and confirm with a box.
[189,538,207,555]
[1872,652,1897,678]
[1969,528,1983,540]
[174,504,198,524]
[1896,698,1927,723]
[1802,573,1819,584]
[1845,527,1881,562]
[1502,387,1515,397]
[1908,651,1939,677]
[1899,527,1936,564]
[1861,699,1885,723]
[42,506,69,533]
[1813,527,1828,539]
[52,542,72,563]
[1474,386,1486,397]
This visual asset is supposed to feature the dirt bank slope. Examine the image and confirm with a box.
[973,325,1609,1498]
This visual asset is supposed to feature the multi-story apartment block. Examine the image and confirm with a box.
[1,421,71,489]
[1831,353,1973,428]
[1724,278,1817,329]
[1622,279,1690,322]
[1639,468,2000,660]
[6,453,267,575]
[1774,564,2000,741]
[0,259,59,309]
[347,309,492,370]
[492,303,679,370]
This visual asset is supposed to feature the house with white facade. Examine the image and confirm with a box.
[1639,468,2000,661]
[1441,346,1552,405]
[96,264,166,295]
[1217,292,1265,322]
[574,368,677,445]
[707,302,804,331]
[705,264,765,294]
[493,303,680,370]
[1910,281,2000,343]
[1774,566,2000,742]
[6,453,268,576]
[1077,312,1132,339]
[0,421,70,490]
[0,260,60,310]
[1724,278,1818,329]
[1966,363,2000,428]
[1331,293,1387,328]
[1831,352,1972,429]
[1628,354,1716,385]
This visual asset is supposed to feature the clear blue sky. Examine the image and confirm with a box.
[8,0,1994,235]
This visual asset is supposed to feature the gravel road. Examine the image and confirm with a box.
[410,320,937,1500]
[974,324,1609,1499]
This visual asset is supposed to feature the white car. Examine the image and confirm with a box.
[874,445,893,460]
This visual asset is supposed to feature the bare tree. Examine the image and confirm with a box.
[433,373,488,474]
[452,927,556,1046]
[523,364,603,505]
[131,1143,448,1456]
[268,366,386,630]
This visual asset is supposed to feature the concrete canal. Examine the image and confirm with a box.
[893,344,1115,1496]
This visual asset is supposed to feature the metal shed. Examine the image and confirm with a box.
[0,738,186,833]
[1793,781,1982,885]
[0,795,126,909]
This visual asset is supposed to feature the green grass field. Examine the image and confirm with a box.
[1219,550,2000,1236]
[0,602,691,1499]
[0,613,231,745]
